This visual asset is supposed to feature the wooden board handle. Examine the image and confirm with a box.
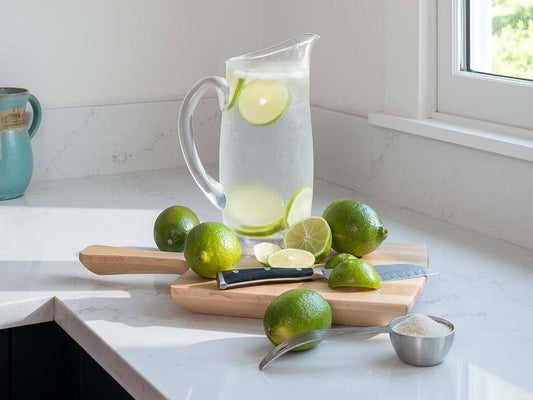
[79,245,189,275]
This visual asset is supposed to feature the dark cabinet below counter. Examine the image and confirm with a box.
[0,322,133,400]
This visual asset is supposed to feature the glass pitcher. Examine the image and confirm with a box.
[178,33,319,252]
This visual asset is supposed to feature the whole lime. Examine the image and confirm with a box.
[263,288,332,351]
[184,222,241,278]
[328,258,382,290]
[322,200,388,257]
[153,206,200,252]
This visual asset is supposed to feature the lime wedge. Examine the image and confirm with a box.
[324,253,357,269]
[253,242,282,266]
[328,259,382,290]
[285,187,313,227]
[225,186,286,236]
[238,80,290,126]
[267,248,315,269]
[283,217,332,262]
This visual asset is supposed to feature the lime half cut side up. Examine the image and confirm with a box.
[238,79,290,126]
[283,217,332,262]
[267,248,315,269]
[285,187,313,227]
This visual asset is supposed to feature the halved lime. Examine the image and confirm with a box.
[267,248,315,269]
[238,80,290,126]
[283,217,332,262]
[328,258,382,290]
[225,185,286,236]
[285,187,313,227]
[253,242,282,266]
[324,253,357,269]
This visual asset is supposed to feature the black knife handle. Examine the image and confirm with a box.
[217,267,315,290]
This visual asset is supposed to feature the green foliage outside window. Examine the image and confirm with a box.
[491,0,533,80]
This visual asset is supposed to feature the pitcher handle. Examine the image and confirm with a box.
[178,76,229,209]
[27,94,42,140]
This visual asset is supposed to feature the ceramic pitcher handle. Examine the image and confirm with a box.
[178,76,229,210]
[27,94,42,139]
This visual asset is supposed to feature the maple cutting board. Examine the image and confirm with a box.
[170,243,428,326]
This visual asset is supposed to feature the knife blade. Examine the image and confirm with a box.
[217,263,434,290]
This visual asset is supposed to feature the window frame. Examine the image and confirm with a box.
[438,0,533,130]
[369,0,533,162]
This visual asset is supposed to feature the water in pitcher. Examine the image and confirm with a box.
[220,62,314,247]
[178,34,319,253]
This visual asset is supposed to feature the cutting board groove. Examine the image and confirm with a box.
[170,243,428,326]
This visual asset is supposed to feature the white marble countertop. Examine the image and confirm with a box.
[1,167,532,399]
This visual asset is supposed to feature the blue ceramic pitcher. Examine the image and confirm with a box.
[0,88,42,200]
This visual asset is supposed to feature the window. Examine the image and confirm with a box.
[468,0,532,81]
[438,0,533,130]
[369,0,533,162]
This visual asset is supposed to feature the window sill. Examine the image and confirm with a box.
[368,112,533,162]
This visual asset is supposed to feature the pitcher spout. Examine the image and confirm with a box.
[227,33,320,71]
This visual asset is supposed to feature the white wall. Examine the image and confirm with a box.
[2,0,386,115]
[3,0,532,249]
[1,0,263,108]
[262,0,385,116]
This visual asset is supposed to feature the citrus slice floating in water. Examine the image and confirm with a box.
[234,219,286,237]
[238,79,290,126]
[227,72,246,111]
[283,217,332,262]
[225,185,286,236]
[285,187,313,227]
[267,248,315,269]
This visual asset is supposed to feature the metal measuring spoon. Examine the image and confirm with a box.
[259,315,455,370]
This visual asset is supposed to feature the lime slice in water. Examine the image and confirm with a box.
[234,219,285,237]
[238,80,290,126]
[285,187,313,227]
[225,186,286,236]
[283,217,332,262]
[227,77,246,111]
[253,242,282,266]
[267,248,315,269]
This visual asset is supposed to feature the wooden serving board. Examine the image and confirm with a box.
[170,243,428,326]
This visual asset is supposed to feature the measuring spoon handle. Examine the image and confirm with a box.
[259,325,389,370]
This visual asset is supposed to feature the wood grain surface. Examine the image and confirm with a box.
[170,243,429,326]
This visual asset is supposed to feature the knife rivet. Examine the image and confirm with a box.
[232,270,239,274]
[296,268,302,271]
[264,267,271,271]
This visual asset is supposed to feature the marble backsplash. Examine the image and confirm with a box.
[312,106,533,250]
[31,98,221,182]
[28,99,532,249]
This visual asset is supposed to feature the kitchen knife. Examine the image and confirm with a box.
[217,264,433,290]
